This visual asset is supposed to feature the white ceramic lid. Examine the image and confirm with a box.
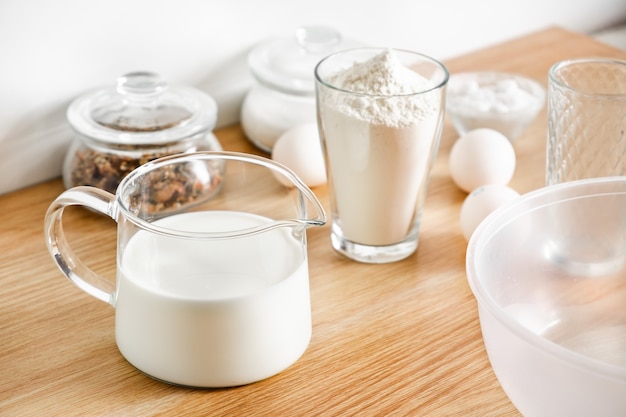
[248,26,361,96]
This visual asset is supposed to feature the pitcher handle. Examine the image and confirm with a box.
[44,186,117,305]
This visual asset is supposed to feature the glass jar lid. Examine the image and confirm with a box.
[248,26,360,96]
[67,72,218,144]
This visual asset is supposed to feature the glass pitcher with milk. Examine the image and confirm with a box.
[44,152,326,387]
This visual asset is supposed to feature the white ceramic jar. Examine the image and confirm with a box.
[241,26,360,152]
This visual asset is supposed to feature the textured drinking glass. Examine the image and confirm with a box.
[546,58,626,185]
[315,48,448,263]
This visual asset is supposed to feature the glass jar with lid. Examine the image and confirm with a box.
[241,26,360,152]
[63,71,222,193]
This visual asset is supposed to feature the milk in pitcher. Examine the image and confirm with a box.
[114,210,311,387]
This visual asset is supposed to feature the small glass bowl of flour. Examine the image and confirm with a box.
[446,71,546,141]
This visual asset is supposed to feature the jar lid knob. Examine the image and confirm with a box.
[295,26,342,54]
[116,71,168,100]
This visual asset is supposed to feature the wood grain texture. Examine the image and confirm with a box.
[2,27,625,417]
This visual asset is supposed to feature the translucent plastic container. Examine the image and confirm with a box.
[467,177,626,417]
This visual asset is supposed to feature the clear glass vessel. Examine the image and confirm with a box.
[63,71,222,193]
[315,48,449,263]
[46,151,326,387]
[546,58,626,185]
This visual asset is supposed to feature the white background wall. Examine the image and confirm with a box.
[1,0,625,195]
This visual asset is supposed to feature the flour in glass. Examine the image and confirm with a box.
[318,50,440,246]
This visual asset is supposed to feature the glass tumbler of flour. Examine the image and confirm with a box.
[315,48,448,263]
[546,58,626,185]
[44,152,326,387]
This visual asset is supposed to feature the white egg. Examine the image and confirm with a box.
[460,184,520,240]
[271,123,327,188]
[449,128,516,193]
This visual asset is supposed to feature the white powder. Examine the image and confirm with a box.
[325,49,437,127]
[318,50,443,247]
[446,75,545,140]
[448,78,538,113]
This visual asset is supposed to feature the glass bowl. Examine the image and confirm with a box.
[446,71,546,141]
[466,176,626,417]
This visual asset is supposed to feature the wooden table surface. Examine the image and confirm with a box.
[2,27,625,417]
